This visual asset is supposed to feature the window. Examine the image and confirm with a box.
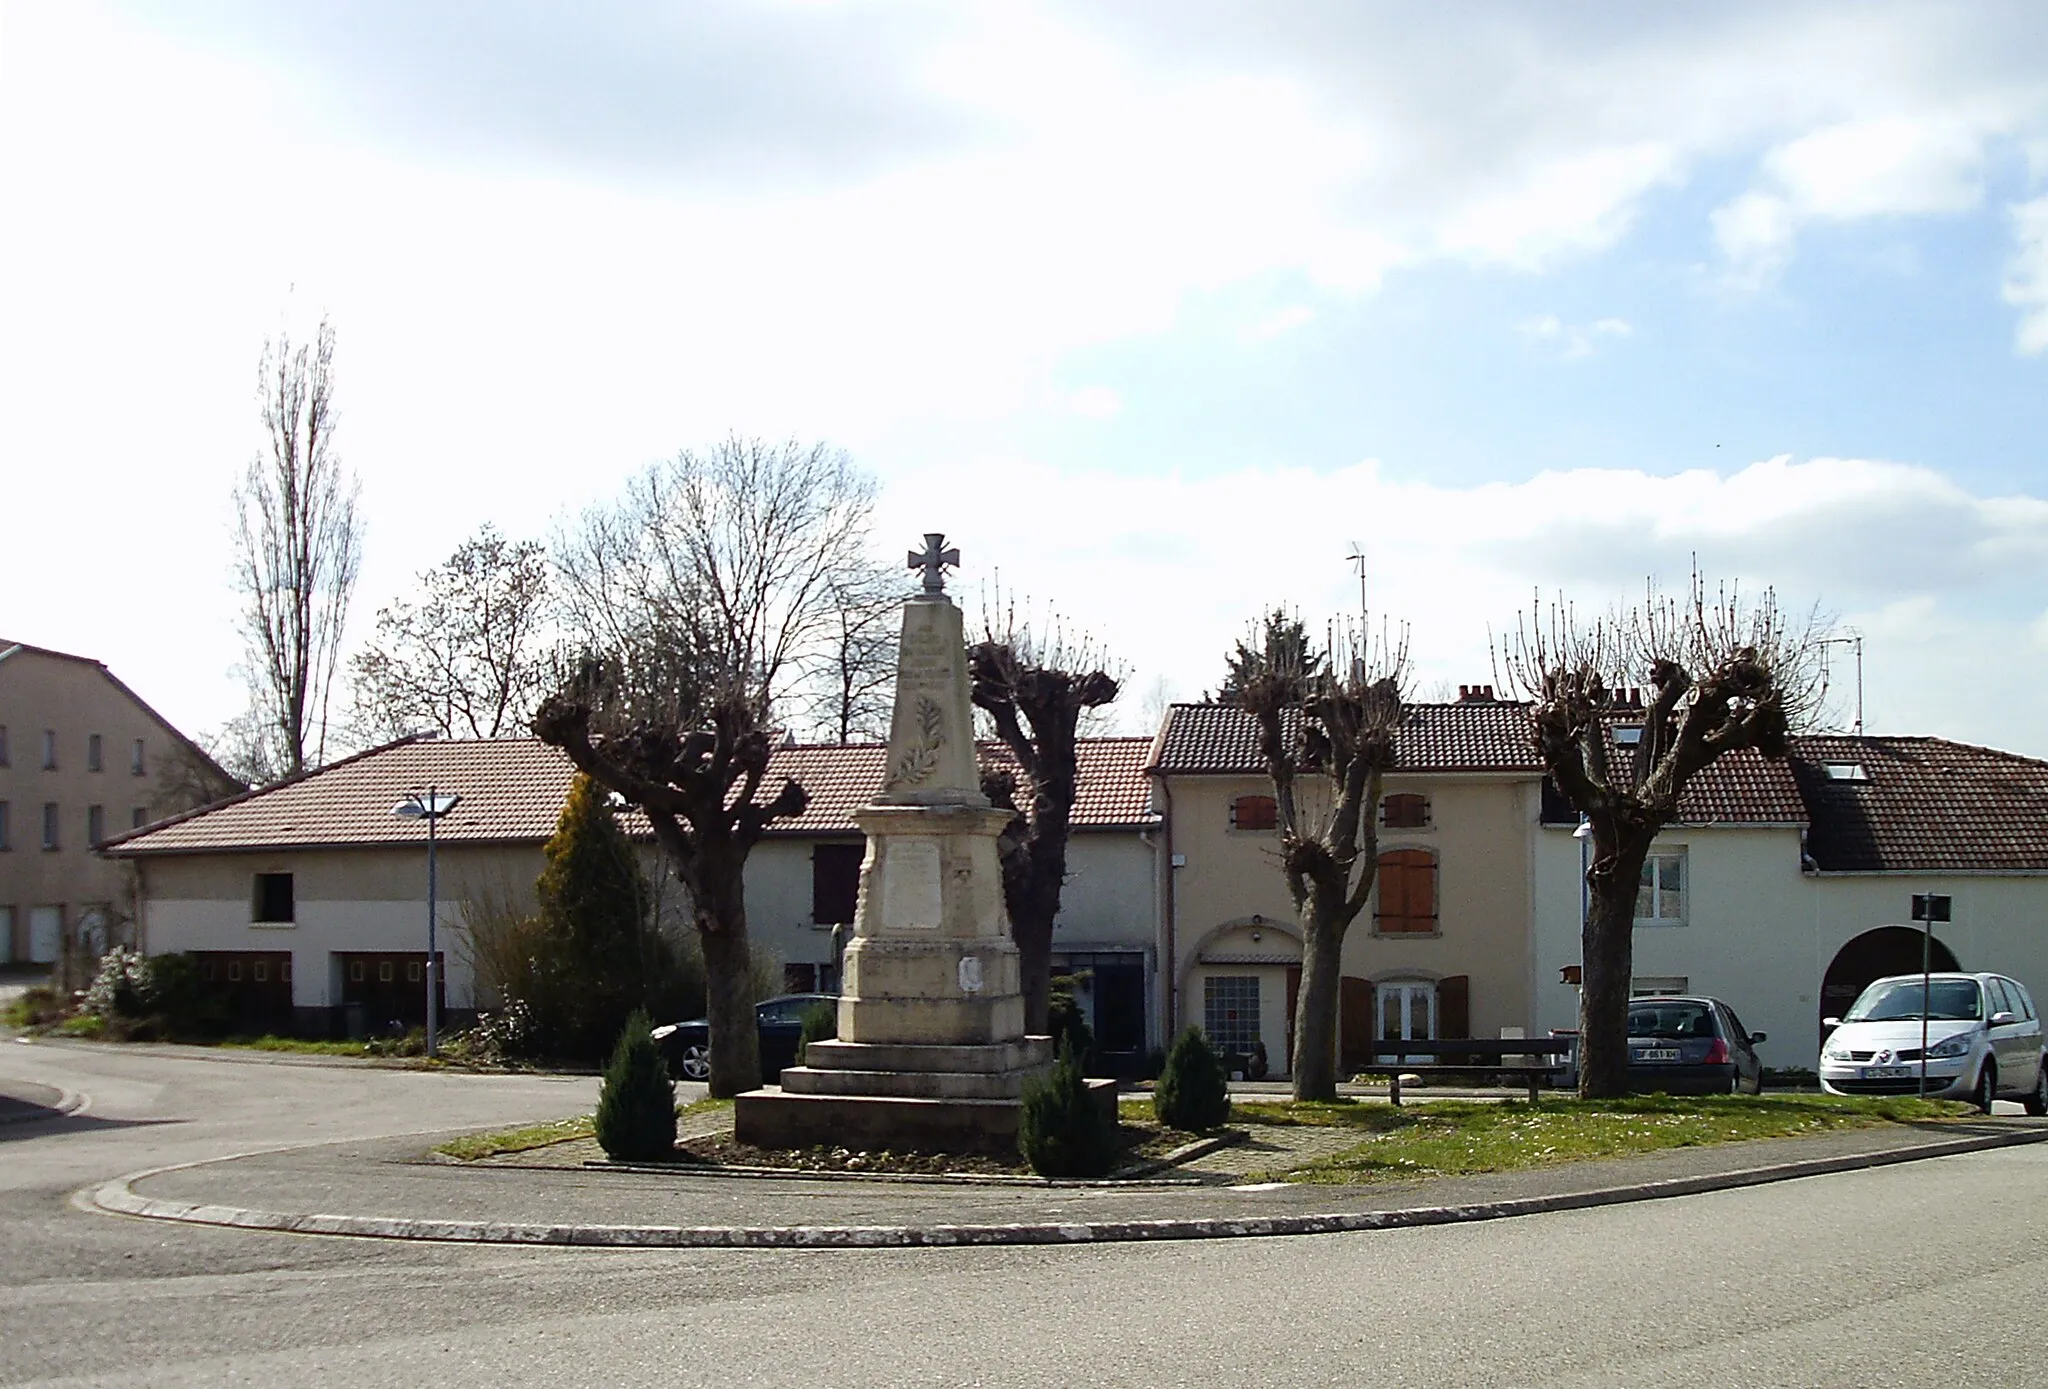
[41,730,56,770]
[253,960,269,983]
[1230,795,1278,831]
[131,738,146,776]
[0,800,9,851]
[87,805,104,845]
[87,735,102,772]
[252,872,294,923]
[1380,793,1430,829]
[42,803,58,851]
[1631,976,1689,997]
[349,960,365,983]
[131,807,147,830]
[811,843,864,925]
[1612,726,1644,746]
[785,963,820,993]
[0,725,9,766]
[227,960,242,982]
[378,960,394,983]
[1636,851,1686,925]
[1823,763,1869,782]
[1375,849,1437,934]
[1203,975,1261,1055]
[407,960,423,983]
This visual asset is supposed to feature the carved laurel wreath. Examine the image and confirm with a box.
[888,696,946,787]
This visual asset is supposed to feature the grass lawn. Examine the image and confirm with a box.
[1233,1092,1975,1184]
[216,1036,387,1057]
[433,1097,732,1161]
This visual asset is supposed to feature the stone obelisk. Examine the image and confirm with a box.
[734,534,1054,1156]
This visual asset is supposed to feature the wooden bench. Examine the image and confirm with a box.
[1349,1038,1577,1105]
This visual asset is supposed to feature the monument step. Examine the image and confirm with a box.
[776,1065,1035,1101]
[803,1036,1052,1075]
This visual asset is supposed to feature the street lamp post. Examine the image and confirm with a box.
[394,788,462,1058]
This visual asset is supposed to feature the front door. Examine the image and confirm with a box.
[1376,981,1436,1063]
[28,907,61,964]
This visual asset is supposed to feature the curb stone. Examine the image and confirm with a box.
[87,1125,2048,1249]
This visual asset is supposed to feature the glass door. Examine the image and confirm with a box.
[1375,981,1437,1063]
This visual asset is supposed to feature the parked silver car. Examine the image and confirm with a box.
[1819,971,2048,1113]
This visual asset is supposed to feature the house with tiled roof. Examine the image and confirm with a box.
[1528,727,2048,1070]
[101,734,1163,1044]
[0,638,233,975]
[1149,691,1550,1079]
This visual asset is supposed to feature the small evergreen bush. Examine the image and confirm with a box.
[1047,973,1095,1072]
[1154,1026,1231,1132]
[595,1008,677,1162]
[798,1000,837,1064]
[1018,1040,1118,1178]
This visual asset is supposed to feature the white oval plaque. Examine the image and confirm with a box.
[957,955,984,994]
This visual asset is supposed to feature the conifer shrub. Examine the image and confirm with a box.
[1018,1040,1118,1178]
[1153,1026,1231,1132]
[1047,972,1095,1071]
[798,999,837,1064]
[595,1008,677,1162]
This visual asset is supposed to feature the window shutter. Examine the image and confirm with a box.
[1377,852,1406,921]
[1410,852,1436,922]
[1438,975,1469,1038]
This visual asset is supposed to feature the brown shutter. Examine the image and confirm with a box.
[1438,975,1469,1039]
[1377,851,1405,924]
[1411,851,1436,924]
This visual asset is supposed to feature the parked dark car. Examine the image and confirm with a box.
[1626,995,1766,1095]
[651,993,837,1084]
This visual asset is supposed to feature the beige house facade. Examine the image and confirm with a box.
[0,639,232,968]
[1150,697,1547,1078]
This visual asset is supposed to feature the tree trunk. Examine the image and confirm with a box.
[699,925,760,1098]
[1290,914,1346,1101]
[1577,839,1651,1100]
[1015,918,1052,1040]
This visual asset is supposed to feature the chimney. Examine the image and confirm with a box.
[1457,684,1496,703]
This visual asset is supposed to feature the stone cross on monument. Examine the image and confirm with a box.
[734,531,1056,1157]
[909,532,959,595]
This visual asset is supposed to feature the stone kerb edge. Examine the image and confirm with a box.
[85,1126,2048,1250]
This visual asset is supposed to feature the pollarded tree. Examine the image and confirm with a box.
[535,437,874,1095]
[969,610,1120,1036]
[1240,619,1407,1102]
[1499,572,1823,1099]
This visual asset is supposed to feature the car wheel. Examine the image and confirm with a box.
[2025,1065,2048,1117]
[675,1042,711,1083]
[1975,1061,1997,1114]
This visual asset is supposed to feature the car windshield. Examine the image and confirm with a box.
[1845,979,1982,1022]
[1627,1002,1714,1039]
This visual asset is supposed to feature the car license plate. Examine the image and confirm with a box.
[1634,1047,1680,1062]
[1863,1065,1913,1080]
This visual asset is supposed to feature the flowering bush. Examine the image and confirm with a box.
[82,946,157,1021]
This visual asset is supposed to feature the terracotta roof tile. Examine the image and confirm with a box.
[104,735,1157,856]
[1793,735,2048,872]
[1152,701,1544,776]
[1158,702,1806,825]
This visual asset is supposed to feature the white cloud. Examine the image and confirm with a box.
[1066,386,1123,420]
[2004,195,2048,353]
[874,452,2048,755]
[1714,115,1996,285]
[1516,314,1633,360]
[1242,304,1316,343]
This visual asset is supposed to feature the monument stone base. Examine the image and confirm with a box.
[734,1034,1060,1156]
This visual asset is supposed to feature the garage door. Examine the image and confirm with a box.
[29,906,61,964]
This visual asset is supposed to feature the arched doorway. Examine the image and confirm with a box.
[1820,927,1958,1044]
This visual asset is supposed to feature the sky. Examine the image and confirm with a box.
[3,1,2047,757]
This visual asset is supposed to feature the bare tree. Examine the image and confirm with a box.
[1499,572,1823,1098]
[1240,619,1408,1102]
[348,525,556,741]
[812,562,900,743]
[231,316,362,776]
[534,436,877,1096]
[969,601,1120,1036]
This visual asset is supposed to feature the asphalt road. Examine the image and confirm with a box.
[4,1038,2044,1388]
